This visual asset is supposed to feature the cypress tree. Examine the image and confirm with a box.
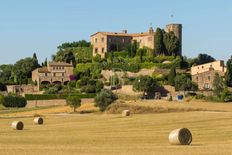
[168,66,176,86]
[225,56,232,87]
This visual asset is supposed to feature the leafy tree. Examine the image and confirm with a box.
[225,56,232,87]
[94,89,117,111]
[168,66,176,86]
[54,50,76,67]
[163,31,180,56]
[13,56,40,84]
[174,74,198,93]
[66,96,81,112]
[0,64,14,84]
[133,75,158,95]
[154,28,165,56]
[196,53,215,65]
[212,73,224,96]
[58,40,90,50]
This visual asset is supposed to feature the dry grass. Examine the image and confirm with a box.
[0,112,232,154]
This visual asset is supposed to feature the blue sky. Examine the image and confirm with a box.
[0,0,232,64]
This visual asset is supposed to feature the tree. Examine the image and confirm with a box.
[127,41,138,58]
[13,57,40,84]
[66,96,81,112]
[163,31,180,56]
[94,89,117,111]
[136,48,146,63]
[225,56,232,87]
[196,53,215,65]
[212,73,224,96]
[133,75,158,95]
[154,28,165,56]
[174,74,198,94]
[0,64,14,84]
[168,66,176,86]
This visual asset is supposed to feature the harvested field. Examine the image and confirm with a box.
[0,112,232,154]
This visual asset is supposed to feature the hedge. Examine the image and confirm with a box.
[3,96,27,108]
[25,93,96,101]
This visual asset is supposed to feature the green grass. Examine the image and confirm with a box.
[0,112,232,154]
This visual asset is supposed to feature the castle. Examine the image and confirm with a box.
[90,24,182,58]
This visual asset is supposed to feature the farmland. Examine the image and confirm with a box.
[0,100,232,155]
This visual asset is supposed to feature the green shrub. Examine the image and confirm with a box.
[140,62,155,69]
[94,89,117,111]
[80,85,96,93]
[3,95,27,108]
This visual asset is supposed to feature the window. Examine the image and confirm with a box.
[102,48,105,53]
[95,48,98,53]
[45,73,47,76]
[122,38,125,43]
[95,38,98,43]
[53,73,56,77]
[62,73,64,76]
[101,38,104,43]
[53,67,55,70]
[109,38,112,42]
[196,76,198,81]
[204,83,210,89]
[208,76,210,81]
[202,66,204,69]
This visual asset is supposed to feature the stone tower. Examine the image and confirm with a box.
[166,24,182,56]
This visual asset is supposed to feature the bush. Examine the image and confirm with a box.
[66,96,81,112]
[94,89,117,111]
[0,94,4,104]
[80,85,96,93]
[3,95,27,108]
[140,62,155,69]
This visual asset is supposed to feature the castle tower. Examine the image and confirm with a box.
[166,24,182,56]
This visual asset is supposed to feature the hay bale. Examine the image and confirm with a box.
[169,128,192,145]
[34,117,43,125]
[122,110,130,116]
[11,121,24,130]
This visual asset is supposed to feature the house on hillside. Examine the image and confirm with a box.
[191,60,227,90]
[32,62,74,89]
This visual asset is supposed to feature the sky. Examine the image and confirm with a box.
[0,0,232,65]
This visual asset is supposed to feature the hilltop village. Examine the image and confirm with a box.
[0,23,232,109]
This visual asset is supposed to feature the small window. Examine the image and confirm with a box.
[53,67,55,70]
[53,73,56,77]
[95,38,97,43]
[62,73,64,76]
[196,76,198,81]
[102,48,105,53]
[45,73,47,76]
[109,38,112,42]
[208,76,210,81]
[202,66,204,69]
[101,38,104,43]
[95,48,98,53]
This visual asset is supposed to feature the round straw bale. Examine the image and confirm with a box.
[169,128,192,145]
[34,117,43,125]
[11,121,24,130]
[122,110,130,116]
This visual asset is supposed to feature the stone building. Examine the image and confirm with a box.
[32,62,74,88]
[191,60,226,90]
[90,24,182,58]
